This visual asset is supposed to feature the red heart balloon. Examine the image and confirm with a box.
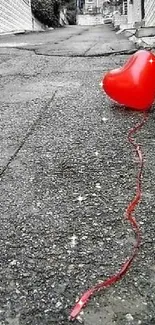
[102,50,155,111]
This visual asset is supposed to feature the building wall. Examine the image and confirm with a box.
[84,0,104,12]
[127,0,142,27]
[0,0,44,33]
[77,13,104,25]
[145,0,155,26]
[126,0,155,28]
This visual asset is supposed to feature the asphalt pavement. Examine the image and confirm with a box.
[0,25,155,325]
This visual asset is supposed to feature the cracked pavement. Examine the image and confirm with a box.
[0,25,135,56]
[0,25,155,325]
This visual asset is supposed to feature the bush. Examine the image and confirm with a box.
[63,0,76,25]
[31,0,61,27]
[31,0,77,27]
[66,9,76,24]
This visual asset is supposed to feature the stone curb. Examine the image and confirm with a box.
[0,30,27,37]
[129,35,155,49]
[0,29,49,38]
[117,28,155,50]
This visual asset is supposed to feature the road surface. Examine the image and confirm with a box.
[0,25,155,325]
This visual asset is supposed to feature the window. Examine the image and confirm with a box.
[123,0,127,15]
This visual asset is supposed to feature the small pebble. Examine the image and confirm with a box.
[125,313,134,321]
[95,183,101,189]
[55,301,62,308]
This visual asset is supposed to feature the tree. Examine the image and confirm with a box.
[31,0,61,27]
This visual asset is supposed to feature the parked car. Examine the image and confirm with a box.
[103,12,113,24]
[103,11,120,24]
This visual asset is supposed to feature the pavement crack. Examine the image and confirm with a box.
[0,92,56,178]
[59,27,89,43]
[4,46,138,57]
[83,41,99,56]
[33,48,137,57]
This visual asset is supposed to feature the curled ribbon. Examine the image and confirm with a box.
[70,112,148,321]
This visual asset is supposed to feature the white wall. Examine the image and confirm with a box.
[0,0,45,33]
[59,8,68,26]
[77,14,104,25]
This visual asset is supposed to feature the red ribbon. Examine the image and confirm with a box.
[69,112,148,321]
